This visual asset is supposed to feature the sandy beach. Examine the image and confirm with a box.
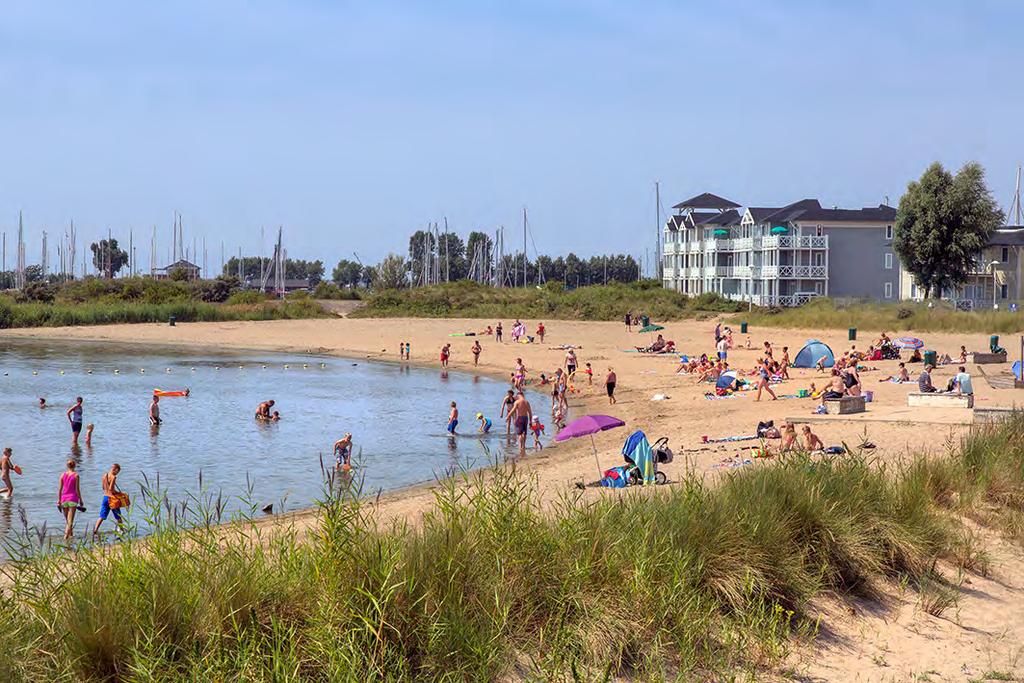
[4,315,1024,680]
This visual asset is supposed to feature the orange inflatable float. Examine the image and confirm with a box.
[153,389,190,397]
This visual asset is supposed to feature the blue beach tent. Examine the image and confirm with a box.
[793,340,835,369]
[1013,360,1022,380]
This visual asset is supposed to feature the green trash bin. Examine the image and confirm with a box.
[923,350,937,367]
[848,327,857,341]
[169,316,176,327]
[990,335,1000,353]
[641,315,650,328]
[740,322,748,334]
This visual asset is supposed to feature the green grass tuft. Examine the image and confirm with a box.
[732,297,1024,333]
[3,414,1024,680]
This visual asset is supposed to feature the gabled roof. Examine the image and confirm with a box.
[160,259,200,271]
[987,227,1024,246]
[665,215,687,230]
[761,199,822,225]
[699,209,741,227]
[747,207,782,223]
[672,192,741,211]
[689,211,719,225]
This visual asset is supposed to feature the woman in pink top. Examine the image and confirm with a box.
[57,459,83,540]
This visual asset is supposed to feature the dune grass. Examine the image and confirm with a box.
[352,280,744,321]
[0,297,327,329]
[732,297,1024,334]
[4,415,1024,680]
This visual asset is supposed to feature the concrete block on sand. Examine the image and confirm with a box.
[908,392,974,408]
[970,351,1007,364]
[825,395,866,414]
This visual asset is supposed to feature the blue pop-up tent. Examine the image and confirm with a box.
[793,339,835,369]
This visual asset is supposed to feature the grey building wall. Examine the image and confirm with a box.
[822,225,898,300]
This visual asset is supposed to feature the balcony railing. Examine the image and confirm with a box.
[762,235,828,249]
[761,264,827,279]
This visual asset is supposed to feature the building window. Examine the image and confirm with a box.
[816,225,823,237]
[884,253,893,270]
[1002,247,1009,262]
[814,253,823,267]
[815,282,824,295]
[911,283,918,299]
[885,225,893,240]
[1001,284,1009,299]
[884,282,893,299]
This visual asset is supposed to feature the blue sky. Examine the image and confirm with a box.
[1,1,1021,273]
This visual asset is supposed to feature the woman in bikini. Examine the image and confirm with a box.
[57,459,84,540]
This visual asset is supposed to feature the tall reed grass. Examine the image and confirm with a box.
[0,297,326,329]
[2,415,1024,681]
[734,297,1024,334]
[354,280,743,321]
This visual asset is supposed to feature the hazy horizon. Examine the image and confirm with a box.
[2,1,1022,275]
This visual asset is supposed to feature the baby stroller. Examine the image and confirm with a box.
[879,342,900,360]
[622,431,672,485]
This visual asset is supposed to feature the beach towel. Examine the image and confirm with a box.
[599,466,630,488]
[705,434,758,443]
[704,392,739,400]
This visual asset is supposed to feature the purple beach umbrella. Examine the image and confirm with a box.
[555,414,626,478]
[894,336,924,350]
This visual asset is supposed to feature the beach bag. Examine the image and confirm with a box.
[110,492,131,510]
[599,466,630,488]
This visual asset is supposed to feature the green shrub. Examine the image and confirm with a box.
[225,290,268,305]
[354,280,743,320]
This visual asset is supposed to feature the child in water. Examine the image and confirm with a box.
[447,402,459,434]
[85,423,94,447]
[476,412,492,434]
[0,447,18,497]
[333,433,353,470]
[529,416,545,451]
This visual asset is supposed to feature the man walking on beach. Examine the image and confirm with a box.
[510,391,533,456]
[67,397,84,446]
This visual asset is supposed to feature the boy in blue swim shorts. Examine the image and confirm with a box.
[447,402,459,434]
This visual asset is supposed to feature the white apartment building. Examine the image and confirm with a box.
[662,192,900,306]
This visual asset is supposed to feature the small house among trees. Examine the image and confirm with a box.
[156,260,201,280]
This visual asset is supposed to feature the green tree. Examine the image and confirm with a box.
[374,254,409,290]
[90,238,129,279]
[465,231,494,279]
[332,259,363,287]
[894,162,1004,298]
[407,230,436,285]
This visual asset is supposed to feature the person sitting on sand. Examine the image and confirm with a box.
[476,412,492,434]
[954,366,974,396]
[958,345,968,364]
[780,422,798,452]
[819,369,846,406]
[918,365,937,393]
[255,400,275,421]
[908,348,924,363]
[881,362,910,383]
[874,330,892,347]
[801,425,824,451]
[333,433,353,469]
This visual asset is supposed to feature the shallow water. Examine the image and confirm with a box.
[0,340,547,545]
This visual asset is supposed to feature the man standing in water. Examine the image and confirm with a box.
[66,397,84,445]
[510,391,534,456]
[333,433,353,470]
[255,399,275,420]
[149,395,161,426]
